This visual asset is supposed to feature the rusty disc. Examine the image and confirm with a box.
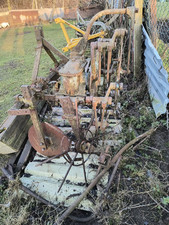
[28,122,70,157]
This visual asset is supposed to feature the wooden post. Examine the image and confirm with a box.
[134,0,143,78]
[31,26,43,83]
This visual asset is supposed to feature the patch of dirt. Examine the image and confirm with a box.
[0,60,20,76]
[105,126,169,225]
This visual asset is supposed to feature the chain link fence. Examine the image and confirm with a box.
[144,0,169,74]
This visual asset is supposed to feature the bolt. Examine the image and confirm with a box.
[40,142,44,146]
[42,148,46,151]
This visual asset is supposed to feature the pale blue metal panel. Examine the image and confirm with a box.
[143,26,169,117]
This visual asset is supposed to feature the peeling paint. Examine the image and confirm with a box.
[20,153,108,210]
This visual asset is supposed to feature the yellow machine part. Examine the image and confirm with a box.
[55,17,105,52]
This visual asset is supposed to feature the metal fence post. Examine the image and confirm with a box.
[134,0,143,78]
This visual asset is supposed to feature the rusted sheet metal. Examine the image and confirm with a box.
[143,26,169,117]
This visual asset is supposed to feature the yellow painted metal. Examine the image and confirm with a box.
[62,30,105,52]
[89,31,104,40]
[62,39,80,52]
[55,17,86,35]
[55,17,105,52]
[60,22,70,44]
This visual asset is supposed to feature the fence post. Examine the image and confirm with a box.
[134,0,143,78]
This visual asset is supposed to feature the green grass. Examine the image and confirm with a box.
[0,22,75,124]
[157,39,169,74]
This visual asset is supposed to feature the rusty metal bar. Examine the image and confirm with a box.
[8,109,31,116]
[107,47,112,83]
[98,46,102,84]
[21,85,47,151]
[58,152,78,193]
[56,128,156,223]
[90,42,97,91]
[35,150,70,167]
[81,153,88,186]
[117,36,124,81]
[101,103,106,131]
[84,7,136,42]
[60,97,82,141]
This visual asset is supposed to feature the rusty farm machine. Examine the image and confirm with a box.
[0,7,143,222]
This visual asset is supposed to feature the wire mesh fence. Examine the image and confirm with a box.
[0,0,78,11]
[144,0,169,74]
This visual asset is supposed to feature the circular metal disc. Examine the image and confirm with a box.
[28,122,70,157]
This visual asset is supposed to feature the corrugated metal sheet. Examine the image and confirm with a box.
[114,0,120,8]
[20,153,108,211]
[143,26,169,117]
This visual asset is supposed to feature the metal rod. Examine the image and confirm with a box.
[117,36,124,82]
[94,104,98,131]
[98,48,102,84]
[75,98,79,133]
[107,49,112,83]
[58,152,78,193]
[56,128,156,224]
[101,105,106,131]
[90,42,97,90]
[105,156,122,194]
[103,48,106,69]
[84,8,127,41]
[36,150,69,167]
[81,154,88,186]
